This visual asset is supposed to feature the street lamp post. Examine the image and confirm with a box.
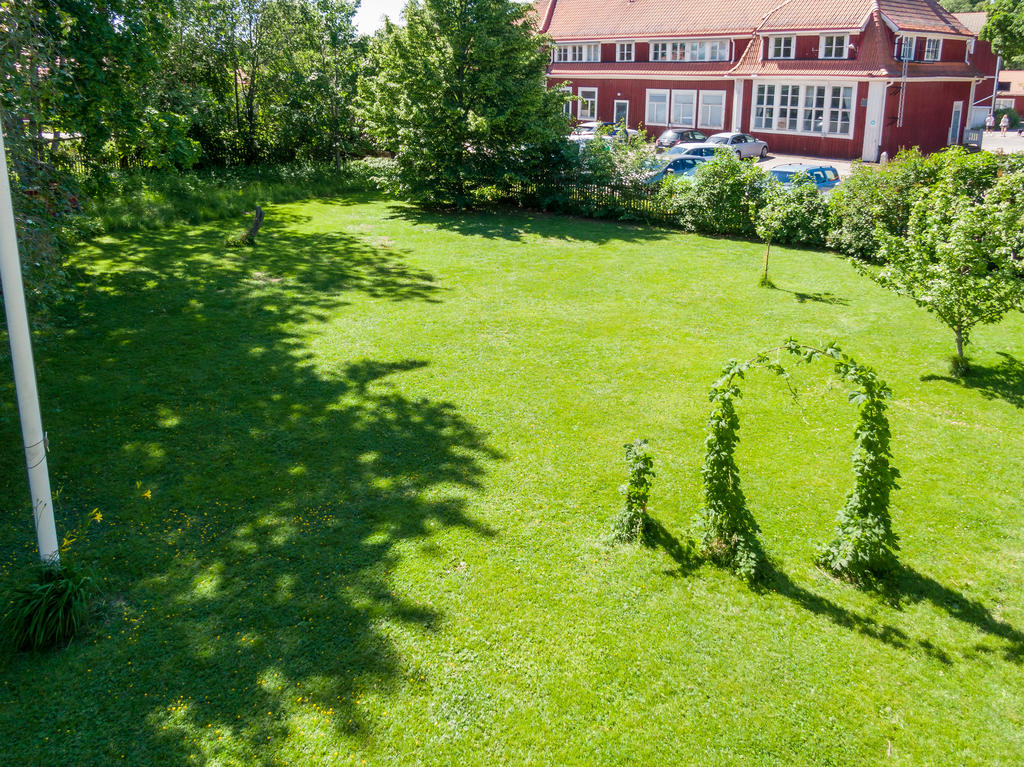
[0,122,60,565]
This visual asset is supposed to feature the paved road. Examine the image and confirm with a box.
[980,130,1024,155]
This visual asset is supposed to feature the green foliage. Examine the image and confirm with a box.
[660,149,771,237]
[815,359,901,582]
[358,0,570,208]
[612,439,655,543]
[698,341,902,585]
[827,148,1013,262]
[877,170,1024,366]
[2,564,96,652]
[982,0,1024,67]
[757,176,830,248]
[695,378,765,582]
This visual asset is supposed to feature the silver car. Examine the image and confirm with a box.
[708,132,769,159]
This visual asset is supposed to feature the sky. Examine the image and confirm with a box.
[354,0,407,34]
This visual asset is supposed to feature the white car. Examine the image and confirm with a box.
[568,121,638,144]
[663,142,722,159]
[708,132,769,159]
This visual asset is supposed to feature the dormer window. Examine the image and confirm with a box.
[553,43,600,63]
[820,34,849,60]
[898,36,916,61]
[616,42,634,62]
[651,42,669,61]
[924,38,942,61]
[769,36,795,60]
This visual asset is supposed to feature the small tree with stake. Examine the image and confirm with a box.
[612,439,655,542]
[877,171,1024,376]
[755,174,830,288]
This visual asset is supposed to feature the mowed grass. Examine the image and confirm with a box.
[1,194,1023,765]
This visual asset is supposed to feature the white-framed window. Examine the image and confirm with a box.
[645,88,669,125]
[698,90,726,129]
[613,99,629,124]
[578,87,598,120]
[560,86,573,117]
[688,39,730,61]
[898,36,916,61]
[924,38,942,62]
[651,42,669,61]
[553,43,600,63]
[616,42,634,62]
[670,89,696,127]
[995,97,1015,111]
[769,36,794,60]
[820,34,849,59]
[752,82,855,137]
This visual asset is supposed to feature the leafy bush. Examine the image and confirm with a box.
[2,564,96,651]
[660,150,771,237]
[612,439,655,543]
[759,177,830,248]
[827,147,1011,262]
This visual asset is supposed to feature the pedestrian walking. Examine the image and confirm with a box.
[986,113,995,132]
[1000,113,1010,136]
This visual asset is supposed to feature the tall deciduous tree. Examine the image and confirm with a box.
[358,0,570,208]
[982,0,1024,68]
[877,172,1024,373]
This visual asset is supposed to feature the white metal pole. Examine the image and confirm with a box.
[0,122,60,565]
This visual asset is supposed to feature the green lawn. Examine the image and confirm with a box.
[2,194,1023,765]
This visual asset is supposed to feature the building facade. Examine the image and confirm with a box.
[535,0,1000,160]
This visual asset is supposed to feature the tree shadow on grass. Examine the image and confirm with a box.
[765,284,849,305]
[0,216,500,765]
[387,205,671,245]
[921,352,1024,409]
[642,517,702,577]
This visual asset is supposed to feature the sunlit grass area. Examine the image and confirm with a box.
[2,194,1023,765]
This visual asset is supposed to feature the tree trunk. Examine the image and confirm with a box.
[762,242,771,282]
[955,326,964,360]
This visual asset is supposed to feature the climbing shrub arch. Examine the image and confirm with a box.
[695,340,901,584]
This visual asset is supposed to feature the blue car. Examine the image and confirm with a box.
[645,155,707,184]
[769,163,841,193]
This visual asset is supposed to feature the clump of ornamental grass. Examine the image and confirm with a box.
[2,563,96,652]
[612,439,655,543]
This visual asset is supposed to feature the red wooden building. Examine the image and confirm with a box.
[533,0,1000,160]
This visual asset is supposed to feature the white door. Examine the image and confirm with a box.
[949,101,964,145]
[613,100,629,125]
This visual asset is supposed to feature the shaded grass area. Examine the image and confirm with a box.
[80,161,392,234]
[1,197,1023,765]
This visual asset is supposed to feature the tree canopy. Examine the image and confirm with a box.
[358,0,570,208]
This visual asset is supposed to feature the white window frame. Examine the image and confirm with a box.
[578,87,598,120]
[820,34,849,60]
[560,86,573,117]
[651,42,669,61]
[552,43,600,63]
[613,99,629,125]
[898,35,916,61]
[645,88,670,126]
[995,97,1015,111]
[924,38,942,62]
[670,89,696,127]
[769,36,795,60]
[698,90,727,130]
[616,42,634,62]
[749,81,857,138]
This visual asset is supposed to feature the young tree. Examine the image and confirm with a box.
[358,0,570,208]
[877,172,1024,374]
[755,176,830,286]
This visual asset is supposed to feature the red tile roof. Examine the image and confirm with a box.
[535,0,973,40]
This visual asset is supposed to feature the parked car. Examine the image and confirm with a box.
[655,128,708,151]
[645,155,708,184]
[569,121,637,143]
[663,142,722,159]
[708,132,769,159]
[769,163,842,193]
